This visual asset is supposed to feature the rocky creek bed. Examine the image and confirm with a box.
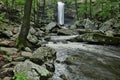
[0,18,120,80]
[47,42,120,80]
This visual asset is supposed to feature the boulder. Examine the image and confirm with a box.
[57,29,77,35]
[31,46,56,72]
[14,60,52,80]
[75,33,120,45]
[99,19,115,32]
[35,29,45,37]
[45,22,60,32]
[69,24,77,29]
[32,46,56,64]
[83,18,97,30]
[27,34,38,44]
[21,51,32,58]
[76,29,102,34]
[29,27,36,35]
[24,47,32,52]
[105,30,114,37]
[0,47,18,55]
[2,31,13,37]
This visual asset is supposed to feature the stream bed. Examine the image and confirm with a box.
[47,42,120,80]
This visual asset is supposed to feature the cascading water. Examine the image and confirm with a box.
[58,2,65,25]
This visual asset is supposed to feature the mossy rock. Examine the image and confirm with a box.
[76,33,120,45]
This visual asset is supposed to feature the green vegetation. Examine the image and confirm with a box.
[14,72,28,80]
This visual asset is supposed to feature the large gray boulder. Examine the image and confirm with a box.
[75,33,120,45]
[31,46,56,72]
[14,60,52,80]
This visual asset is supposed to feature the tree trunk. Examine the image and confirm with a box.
[89,0,92,19]
[84,0,88,18]
[75,0,78,20]
[17,0,33,49]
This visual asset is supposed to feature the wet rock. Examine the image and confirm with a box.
[14,60,52,80]
[31,46,56,65]
[0,47,18,55]
[76,33,120,45]
[57,29,77,35]
[99,19,115,32]
[60,74,68,80]
[63,57,79,65]
[27,34,38,44]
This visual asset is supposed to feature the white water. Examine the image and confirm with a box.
[47,42,120,80]
[58,2,65,25]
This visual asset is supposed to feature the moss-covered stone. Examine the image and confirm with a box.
[76,33,120,45]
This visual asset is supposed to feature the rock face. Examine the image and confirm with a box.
[14,60,52,80]
[31,46,56,72]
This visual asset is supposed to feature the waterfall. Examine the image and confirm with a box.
[58,2,65,25]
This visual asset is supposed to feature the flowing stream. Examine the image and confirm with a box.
[47,42,120,80]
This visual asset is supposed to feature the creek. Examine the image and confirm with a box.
[47,42,120,80]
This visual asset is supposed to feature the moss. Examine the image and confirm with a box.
[93,33,120,45]
[14,72,28,80]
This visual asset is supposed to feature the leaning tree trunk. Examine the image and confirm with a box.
[17,0,33,49]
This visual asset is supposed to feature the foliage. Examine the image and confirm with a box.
[78,0,120,21]
[0,12,9,22]
[14,72,28,80]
